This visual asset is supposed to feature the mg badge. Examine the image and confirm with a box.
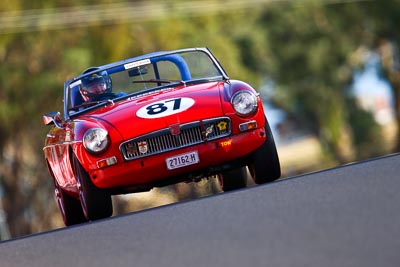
[138,141,148,154]
[169,124,181,136]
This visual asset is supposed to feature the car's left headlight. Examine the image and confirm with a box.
[231,90,258,116]
[83,128,109,154]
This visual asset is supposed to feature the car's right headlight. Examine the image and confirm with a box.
[231,90,258,116]
[83,128,109,154]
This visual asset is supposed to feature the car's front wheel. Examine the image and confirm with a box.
[218,166,248,192]
[248,117,281,184]
[54,180,87,226]
[72,154,113,221]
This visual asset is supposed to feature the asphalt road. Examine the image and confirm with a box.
[1,154,400,267]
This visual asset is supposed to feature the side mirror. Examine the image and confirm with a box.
[43,112,63,128]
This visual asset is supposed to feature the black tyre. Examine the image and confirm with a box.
[249,117,281,184]
[54,181,87,226]
[218,166,248,192]
[72,154,113,221]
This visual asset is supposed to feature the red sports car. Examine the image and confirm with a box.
[43,47,280,225]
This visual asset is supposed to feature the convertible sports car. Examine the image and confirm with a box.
[43,47,280,225]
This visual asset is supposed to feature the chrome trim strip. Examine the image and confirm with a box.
[42,141,81,150]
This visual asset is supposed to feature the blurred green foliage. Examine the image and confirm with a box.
[0,0,399,240]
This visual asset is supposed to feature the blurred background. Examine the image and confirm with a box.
[0,0,399,241]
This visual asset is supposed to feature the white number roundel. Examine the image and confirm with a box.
[136,97,195,119]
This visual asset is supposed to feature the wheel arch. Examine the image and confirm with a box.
[45,159,57,185]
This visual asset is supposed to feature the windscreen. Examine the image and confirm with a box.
[66,50,223,115]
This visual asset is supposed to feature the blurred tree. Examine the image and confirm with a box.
[0,28,76,236]
[0,0,97,237]
[364,0,400,151]
[248,1,386,163]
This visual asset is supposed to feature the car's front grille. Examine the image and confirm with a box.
[120,117,231,160]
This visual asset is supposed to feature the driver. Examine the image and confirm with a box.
[79,68,113,102]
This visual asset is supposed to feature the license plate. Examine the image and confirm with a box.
[166,151,199,170]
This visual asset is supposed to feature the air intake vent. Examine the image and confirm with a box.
[120,117,231,160]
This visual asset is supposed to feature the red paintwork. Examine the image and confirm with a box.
[87,82,225,139]
[89,128,266,189]
[44,79,266,198]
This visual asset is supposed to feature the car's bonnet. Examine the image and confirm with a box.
[82,82,225,140]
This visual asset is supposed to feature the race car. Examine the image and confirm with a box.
[43,47,281,226]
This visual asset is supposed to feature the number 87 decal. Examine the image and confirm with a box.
[136,97,195,119]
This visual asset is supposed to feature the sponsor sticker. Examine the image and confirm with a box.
[217,121,228,131]
[205,125,214,137]
[138,141,148,154]
[220,140,232,152]
[124,59,151,70]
